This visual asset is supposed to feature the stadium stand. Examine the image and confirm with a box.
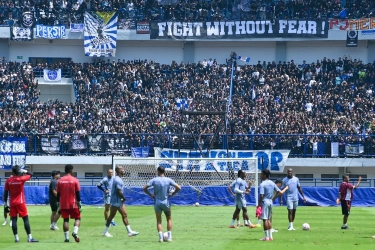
[1,56,375,156]
[0,0,374,27]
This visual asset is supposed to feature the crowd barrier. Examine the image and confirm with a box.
[1,186,375,207]
[6,133,375,158]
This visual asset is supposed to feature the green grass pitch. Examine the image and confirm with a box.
[0,205,375,250]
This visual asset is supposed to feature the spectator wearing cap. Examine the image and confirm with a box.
[49,170,61,231]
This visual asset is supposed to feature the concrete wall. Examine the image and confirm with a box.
[3,38,375,65]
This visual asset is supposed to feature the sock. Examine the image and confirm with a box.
[15,234,19,241]
[103,226,109,234]
[5,218,8,222]
[52,222,56,226]
[158,231,163,240]
[73,226,79,234]
[258,219,262,224]
[290,222,293,228]
[264,230,267,238]
[230,219,235,226]
[126,225,131,233]
[248,219,252,225]
[28,234,32,239]
[269,229,272,239]
[64,231,69,240]
[167,231,172,239]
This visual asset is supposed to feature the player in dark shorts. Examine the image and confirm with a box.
[49,170,61,230]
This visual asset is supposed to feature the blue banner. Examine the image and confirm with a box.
[131,147,150,158]
[362,30,375,35]
[84,11,118,57]
[155,147,290,172]
[70,23,84,32]
[36,25,66,39]
[0,137,27,170]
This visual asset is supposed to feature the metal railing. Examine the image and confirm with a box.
[9,133,375,158]
[33,68,72,78]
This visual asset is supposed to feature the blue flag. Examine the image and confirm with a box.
[176,98,188,110]
[339,9,348,19]
[237,55,250,63]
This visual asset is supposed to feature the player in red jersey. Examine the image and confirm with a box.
[3,165,38,243]
[56,164,82,243]
[336,175,361,229]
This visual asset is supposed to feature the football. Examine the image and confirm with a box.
[163,232,169,241]
[195,202,200,207]
[302,223,310,230]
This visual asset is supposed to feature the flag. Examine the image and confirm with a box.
[252,85,256,100]
[43,69,62,81]
[346,30,358,47]
[84,11,118,57]
[339,9,348,19]
[237,55,250,63]
[176,98,188,110]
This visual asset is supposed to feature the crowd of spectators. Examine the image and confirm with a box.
[0,0,375,27]
[2,54,375,156]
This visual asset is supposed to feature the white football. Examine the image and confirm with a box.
[163,232,169,241]
[302,223,310,230]
[195,202,200,207]
[169,186,175,195]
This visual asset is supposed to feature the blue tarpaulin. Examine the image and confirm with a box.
[1,186,375,206]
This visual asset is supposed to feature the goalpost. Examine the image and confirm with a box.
[112,156,259,205]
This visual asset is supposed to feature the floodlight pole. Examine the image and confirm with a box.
[226,59,235,132]
[225,52,236,156]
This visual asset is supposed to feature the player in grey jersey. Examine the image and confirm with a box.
[281,168,306,230]
[102,166,139,238]
[229,170,256,228]
[143,166,181,242]
[97,169,116,226]
[259,170,288,241]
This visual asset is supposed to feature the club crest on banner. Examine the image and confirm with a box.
[10,26,33,41]
[43,69,62,81]
[84,11,118,57]
[21,11,35,28]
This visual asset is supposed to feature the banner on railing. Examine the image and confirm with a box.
[70,23,84,32]
[136,21,150,34]
[0,137,27,170]
[87,134,105,152]
[43,69,62,81]
[88,134,131,153]
[118,19,135,30]
[68,138,88,152]
[345,143,364,155]
[155,147,290,172]
[36,25,66,39]
[346,30,358,47]
[40,136,60,154]
[329,18,375,31]
[150,19,328,39]
[10,26,33,41]
[131,147,150,158]
[331,142,339,157]
[104,134,131,154]
[84,11,118,57]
